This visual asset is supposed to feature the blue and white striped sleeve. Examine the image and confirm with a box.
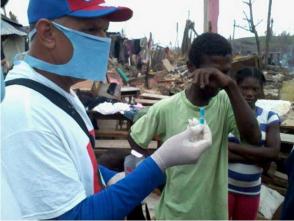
[267,111,281,125]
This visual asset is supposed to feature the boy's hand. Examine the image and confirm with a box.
[192,67,233,89]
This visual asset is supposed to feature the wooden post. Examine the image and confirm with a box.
[144,63,150,89]
[265,0,273,67]
[232,20,236,52]
[203,0,209,32]
[248,0,261,59]
[144,32,152,89]
[203,0,219,33]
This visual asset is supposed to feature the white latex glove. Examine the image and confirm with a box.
[151,118,212,171]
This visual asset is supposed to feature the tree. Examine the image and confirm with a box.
[264,0,273,67]
[235,0,263,58]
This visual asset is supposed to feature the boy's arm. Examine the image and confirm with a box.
[128,134,150,156]
[192,67,260,145]
[224,80,260,145]
[128,106,162,156]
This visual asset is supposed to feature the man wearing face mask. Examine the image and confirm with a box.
[1,0,212,220]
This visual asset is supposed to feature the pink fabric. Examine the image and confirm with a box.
[208,0,219,33]
[107,71,123,86]
[228,192,260,220]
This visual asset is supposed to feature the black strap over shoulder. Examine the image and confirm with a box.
[5,78,96,148]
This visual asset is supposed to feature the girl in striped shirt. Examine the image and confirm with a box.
[228,67,281,220]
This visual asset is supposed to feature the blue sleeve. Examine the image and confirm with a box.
[281,151,294,219]
[99,165,117,184]
[55,157,165,220]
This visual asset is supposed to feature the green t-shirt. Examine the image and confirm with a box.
[130,90,238,220]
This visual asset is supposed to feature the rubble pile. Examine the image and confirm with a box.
[264,67,294,100]
[112,52,294,99]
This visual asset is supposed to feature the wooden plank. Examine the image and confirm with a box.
[135,98,159,106]
[280,133,294,144]
[88,111,132,122]
[95,139,158,149]
[274,171,288,181]
[140,93,169,100]
[162,58,175,72]
[281,110,294,132]
[157,79,176,83]
[121,86,140,93]
[95,130,128,138]
[280,124,294,132]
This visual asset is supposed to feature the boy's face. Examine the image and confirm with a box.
[196,54,232,99]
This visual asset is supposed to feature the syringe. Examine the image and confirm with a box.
[199,107,205,125]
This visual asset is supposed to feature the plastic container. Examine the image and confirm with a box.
[124,150,144,175]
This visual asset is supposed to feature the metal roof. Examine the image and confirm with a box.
[1,19,27,36]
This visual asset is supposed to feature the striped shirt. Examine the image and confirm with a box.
[228,106,280,195]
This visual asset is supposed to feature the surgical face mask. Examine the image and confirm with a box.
[25,22,111,81]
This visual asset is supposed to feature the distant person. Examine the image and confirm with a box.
[268,53,275,65]
[1,0,212,219]
[228,67,281,220]
[128,33,261,220]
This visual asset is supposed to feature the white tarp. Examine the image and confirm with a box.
[256,99,292,120]
[259,184,284,219]
[93,102,131,115]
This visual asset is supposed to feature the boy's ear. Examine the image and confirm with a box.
[187,61,195,73]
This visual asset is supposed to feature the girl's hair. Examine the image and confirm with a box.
[235,67,266,86]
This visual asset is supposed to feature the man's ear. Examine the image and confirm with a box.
[186,61,195,73]
[35,19,56,49]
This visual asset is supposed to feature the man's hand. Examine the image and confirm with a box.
[192,67,233,89]
[151,119,212,171]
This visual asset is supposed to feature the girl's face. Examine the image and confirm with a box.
[238,77,262,108]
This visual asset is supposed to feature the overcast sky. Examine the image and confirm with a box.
[2,0,294,46]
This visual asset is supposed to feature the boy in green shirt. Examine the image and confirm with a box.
[128,33,260,219]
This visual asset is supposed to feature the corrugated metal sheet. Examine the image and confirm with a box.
[1,19,27,36]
